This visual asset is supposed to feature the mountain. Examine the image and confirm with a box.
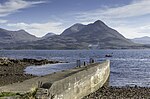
[42,33,56,39]
[131,36,150,44]
[0,28,38,43]
[0,20,149,49]
[61,23,86,36]
[60,20,136,49]
[22,20,143,49]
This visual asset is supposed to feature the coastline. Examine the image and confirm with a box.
[83,86,150,99]
[0,57,150,98]
[0,58,150,99]
[0,58,61,87]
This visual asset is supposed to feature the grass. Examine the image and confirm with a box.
[0,92,20,97]
[0,88,38,99]
[21,88,37,99]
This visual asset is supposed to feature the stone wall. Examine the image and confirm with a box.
[36,60,110,99]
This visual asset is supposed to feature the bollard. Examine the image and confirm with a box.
[92,59,94,63]
[89,58,94,64]
[76,60,81,67]
[89,58,92,64]
[83,61,86,66]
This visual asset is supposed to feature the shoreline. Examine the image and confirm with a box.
[83,86,150,99]
[0,58,150,98]
[0,57,61,87]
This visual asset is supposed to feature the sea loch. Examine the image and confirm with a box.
[0,49,150,87]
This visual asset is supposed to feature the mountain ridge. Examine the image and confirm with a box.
[0,20,149,49]
[42,33,56,39]
[0,28,38,43]
[131,36,150,44]
[60,20,134,48]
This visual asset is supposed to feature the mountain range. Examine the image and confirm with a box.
[131,36,150,44]
[0,28,38,43]
[42,33,56,39]
[0,20,149,49]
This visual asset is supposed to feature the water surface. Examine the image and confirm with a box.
[0,49,150,87]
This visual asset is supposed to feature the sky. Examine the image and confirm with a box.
[0,0,150,39]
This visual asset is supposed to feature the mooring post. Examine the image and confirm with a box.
[89,58,91,64]
[92,59,94,63]
[84,61,86,66]
[89,58,94,64]
[76,60,81,67]
[89,58,92,64]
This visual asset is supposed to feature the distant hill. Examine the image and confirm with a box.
[41,33,56,39]
[0,20,149,49]
[131,36,150,44]
[0,28,38,43]
[61,23,86,36]
[60,20,137,49]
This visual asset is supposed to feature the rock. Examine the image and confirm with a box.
[0,57,12,66]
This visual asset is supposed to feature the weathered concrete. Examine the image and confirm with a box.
[36,60,110,99]
[0,60,110,99]
[0,68,84,94]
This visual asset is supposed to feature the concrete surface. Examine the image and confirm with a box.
[36,60,110,99]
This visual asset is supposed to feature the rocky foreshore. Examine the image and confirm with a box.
[83,86,150,99]
[0,57,62,87]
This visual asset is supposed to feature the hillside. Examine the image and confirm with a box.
[131,36,150,44]
[41,33,56,39]
[60,20,136,49]
[0,28,38,43]
[0,20,147,49]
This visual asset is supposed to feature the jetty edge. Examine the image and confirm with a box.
[0,60,110,99]
[36,60,110,99]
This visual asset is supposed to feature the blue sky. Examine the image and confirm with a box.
[0,0,150,38]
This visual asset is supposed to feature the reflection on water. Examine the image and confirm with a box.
[24,62,76,76]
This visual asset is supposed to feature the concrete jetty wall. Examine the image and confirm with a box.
[36,60,110,99]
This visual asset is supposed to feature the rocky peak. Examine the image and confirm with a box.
[17,29,26,32]
[42,33,56,39]
[61,23,85,36]
[91,20,108,28]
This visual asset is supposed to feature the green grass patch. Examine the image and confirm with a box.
[0,92,20,97]
[0,88,38,98]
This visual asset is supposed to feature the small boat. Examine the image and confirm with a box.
[105,54,112,57]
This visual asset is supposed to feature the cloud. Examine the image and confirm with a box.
[7,21,65,37]
[140,25,150,30]
[112,24,150,39]
[75,0,150,22]
[114,26,142,39]
[0,19,8,23]
[102,0,150,18]
[73,0,150,38]
[0,0,46,17]
[2,0,150,38]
